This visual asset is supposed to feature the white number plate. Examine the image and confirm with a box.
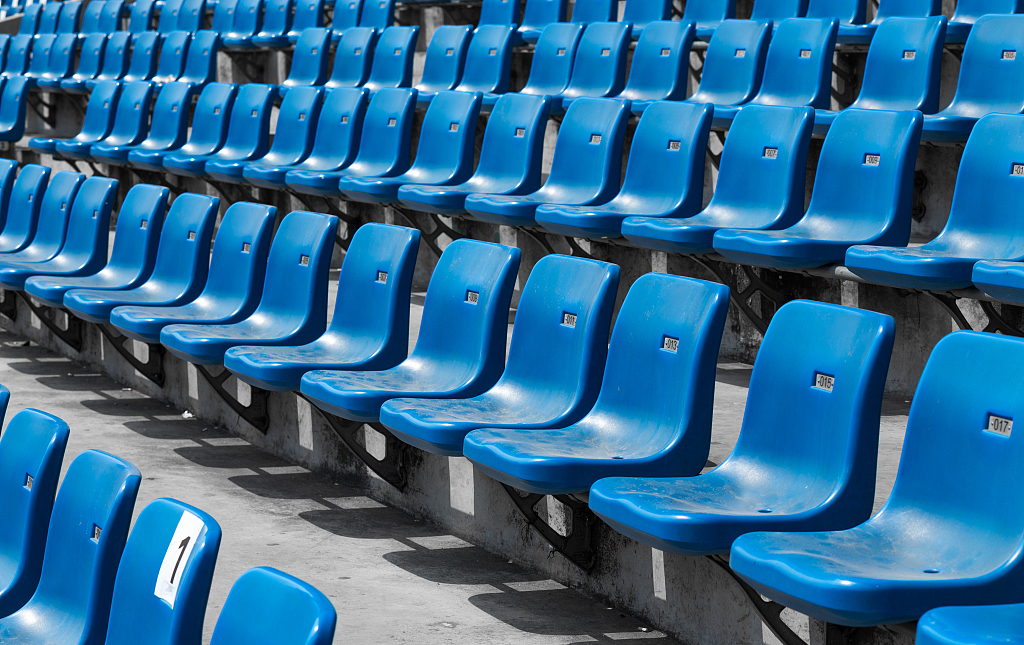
[987,414,1013,437]
[155,511,205,608]
[813,373,834,392]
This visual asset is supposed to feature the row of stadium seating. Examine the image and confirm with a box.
[0,386,336,644]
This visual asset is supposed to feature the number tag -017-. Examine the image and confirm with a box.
[154,511,205,608]
[987,414,1013,437]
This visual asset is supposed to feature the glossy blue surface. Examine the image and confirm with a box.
[96,82,197,165]
[0,76,32,142]
[945,0,1023,42]
[923,15,1024,141]
[552,21,631,112]
[714,108,922,269]
[413,25,471,97]
[0,164,48,254]
[917,603,1024,645]
[622,0,671,37]
[22,34,56,81]
[843,0,941,42]
[64,193,219,324]
[0,159,17,231]
[129,0,157,31]
[99,0,125,32]
[150,31,192,84]
[129,82,236,171]
[225,223,420,391]
[570,0,616,22]
[592,300,892,555]
[363,26,418,91]
[684,19,771,107]
[277,27,330,94]
[66,32,128,92]
[480,0,520,25]
[30,80,119,155]
[158,0,186,32]
[618,21,694,110]
[24,184,168,308]
[1,35,32,77]
[221,0,264,48]
[251,0,293,47]
[398,93,550,215]
[504,23,582,104]
[0,449,141,645]
[687,0,735,39]
[329,0,361,39]
[358,0,394,30]
[731,330,1024,626]
[118,32,159,84]
[806,0,866,25]
[161,210,337,365]
[0,171,83,268]
[56,1,82,32]
[300,239,520,423]
[465,97,630,227]
[339,90,480,203]
[518,0,567,43]
[465,273,729,494]
[18,4,40,34]
[0,406,69,618]
[35,33,78,88]
[751,0,808,22]
[211,0,241,33]
[422,24,512,104]
[55,33,105,93]
[285,0,325,43]
[59,80,153,161]
[111,202,275,343]
[36,5,60,34]
[536,101,712,239]
[323,27,377,89]
[176,30,221,86]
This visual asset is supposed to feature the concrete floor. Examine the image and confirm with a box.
[0,291,912,644]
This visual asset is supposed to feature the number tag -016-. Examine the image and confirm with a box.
[154,511,205,608]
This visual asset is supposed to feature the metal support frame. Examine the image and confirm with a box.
[195,363,271,432]
[0,288,17,322]
[286,191,361,250]
[28,93,57,128]
[692,256,788,335]
[18,292,85,350]
[389,205,468,259]
[298,392,409,490]
[97,323,167,386]
[912,170,928,222]
[926,292,1024,337]
[502,485,600,572]
[707,554,809,645]
[224,50,266,85]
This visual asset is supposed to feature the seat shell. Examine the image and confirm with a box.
[129,83,237,171]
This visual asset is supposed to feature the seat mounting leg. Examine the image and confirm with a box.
[692,256,788,335]
[0,288,18,322]
[501,485,600,572]
[707,554,809,645]
[19,293,84,351]
[195,364,270,433]
[97,324,166,387]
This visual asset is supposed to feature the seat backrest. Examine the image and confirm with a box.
[81,81,122,142]
[345,87,415,175]
[138,82,198,151]
[82,0,104,32]
[683,0,735,28]
[0,407,69,618]
[541,97,630,203]
[216,83,274,158]
[154,30,190,80]
[750,17,838,110]
[121,31,159,81]
[805,0,865,24]
[194,202,275,318]
[179,30,220,84]
[325,223,420,366]
[951,0,1024,23]
[209,568,337,645]
[24,170,85,260]
[57,1,82,32]
[942,14,1024,117]
[750,0,809,21]
[93,32,130,81]
[284,27,330,86]
[455,24,514,93]
[703,104,813,229]
[99,0,125,32]
[498,254,618,403]
[0,35,11,71]
[561,21,631,99]
[178,0,206,32]
[405,90,480,182]
[0,164,50,250]
[363,26,418,90]
[251,210,337,328]
[100,184,168,287]
[72,34,107,81]
[331,0,361,30]
[263,86,323,162]
[259,0,292,36]
[796,109,922,245]
[2,34,31,75]
[358,0,393,29]
[104,80,155,146]
[725,300,893,521]
[145,193,218,291]
[622,0,672,29]
[326,26,376,88]
[615,101,712,215]
[181,82,237,154]
[211,0,240,32]
[289,0,324,32]
[45,32,78,78]
[414,24,471,94]
[128,0,157,32]
[521,22,583,95]
[479,0,519,25]
[52,176,119,270]
[570,0,616,23]
[37,2,61,32]
[301,87,368,170]
[157,0,186,32]
[521,0,567,31]
[851,16,945,113]
[406,239,520,373]
[103,500,222,645]
[18,3,41,34]
[0,159,17,225]
[25,33,55,77]
[872,0,940,23]
[619,20,693,101]
[0,76,33,139]
[228,0,263,37]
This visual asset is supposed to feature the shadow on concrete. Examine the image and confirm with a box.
[123,419,227,441]
[300,506,448,541]
[229,472,364,501]
[175,443,294,470]
[81,395,181,417]
[714,365,753,389]
[383,545,545,586]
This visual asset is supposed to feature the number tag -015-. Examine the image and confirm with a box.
[154,511,205,608]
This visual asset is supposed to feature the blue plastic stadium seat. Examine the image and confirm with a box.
[1,35,32,77]
[129,0,157,31]
[67,32,129,92]
[413,25,471,100]
[683,21,768,114]
[973,260,1024,306]
[379,255,618,456]
[357,0,394,31]
[711,17,838,127]
[80,0,105,33]
[99,0,125,32]
[160,211,335,366]
[22,33,54,80]
[117,32,160,84]
[0,164,49,254]
[149,30,191,84]
[465,273,730,494]
[536,101,712,240]
[917,604,1024,645]
[570,0,616,23]
[846,114,1024,290]
[339,91,480,202]
[805,0,866,26]
[465,97,630,227]
[518,0,567,43]
[210,0,240,33]
[299,239,520,423]
[945,0,1023,42]
[54,34,105,93]
[922,15,1024,142]
[221,0,264,49]
[57,81,152,161]
[362,26,418,91]
[714,109,921,269]
[751,0,808,22]
[323,27,376,89]
[687,0,736,40]
[110,203,275,343]
[63,193,219,324]
[165,83,274,177]
[35,33,78,88]
[442,24,513,101]
[492,23,582,107]
[17,4,40,34]
[0,77,32,142]
[622,106,812,254]
[0,36,10,71]
[814,16,945,132]
[178,0,207,31]
[246,87,367,189]
[591,300,893,555]
[207,86,322,182]
[252,0,293,47]
[285,0,325,43]
[0,407,69,618]
[157,0,187,32]
[175,30,221,86]
[208,568,337,645]
[622,0,671,38]
[56,1,82,33]
[328,0,361,42]
[277,28,330,95]
[225,223,419,391]
[0,159,17,229]
[0,171,84,268]
[129,82,236,171]
[551,21,631,112]
[286,87,414,195]
[35,2,61,33]
[731,330,1024,626]
[480,0,520,26]
[23,184,168,308]
[0,450,141,644]
[102,499,221,645]
[0,177,118,292]
[837,0,940,44]
[617,21,694,112]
